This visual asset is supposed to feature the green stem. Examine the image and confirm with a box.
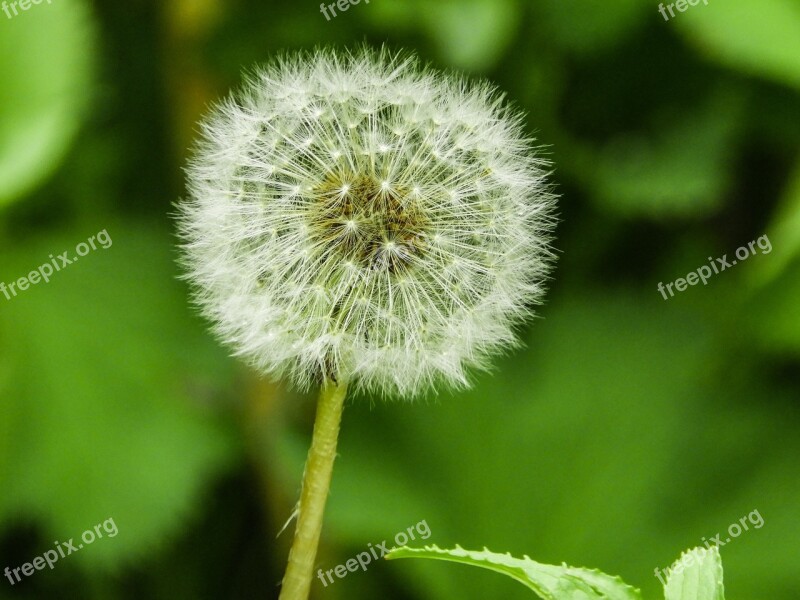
[279,377,348,600]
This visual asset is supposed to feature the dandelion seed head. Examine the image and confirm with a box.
[178,47,557,398]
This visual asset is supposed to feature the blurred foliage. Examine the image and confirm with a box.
[364,0,520,72]
[676,0,800,92]
[0,0,798,599]
[0,0,94,207]
[0,224,239,568]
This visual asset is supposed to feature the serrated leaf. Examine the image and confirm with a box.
[386,545,642,600]
[663,546,725,600]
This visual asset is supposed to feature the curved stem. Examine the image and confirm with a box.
[279,377,348,600]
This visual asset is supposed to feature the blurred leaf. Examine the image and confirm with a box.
[420,0,520,72]
[677,0,800,91]
[362,0,419,31]
[310,291,800,599]
[0,0,96,207]
[663,546,725,600]
[590,93,741,218]
[0,223,238,567]
[750,160,800,287]
[536,0,648,56]
[744,260,800,355]
[365,0,519,72]
[300,293,714,600]
[387,545,643,599]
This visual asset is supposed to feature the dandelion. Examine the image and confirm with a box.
[177,47,557,600]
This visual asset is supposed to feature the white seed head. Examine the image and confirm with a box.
[177,47,557,398]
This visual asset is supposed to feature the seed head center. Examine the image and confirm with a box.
[310,172,429,272]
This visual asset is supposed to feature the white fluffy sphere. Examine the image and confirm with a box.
[178,47,557,398]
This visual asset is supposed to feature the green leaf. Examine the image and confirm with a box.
[420,0,519,72]
[590,93,741,218]
[677,0,800,90]
[0,223,238,567]
[386,545,642,600]
[750,159,800,287]
[365,0,519,72]
[744,260,800,355]
[330,293,714,600]
[362,0,417,30]
[536,0,648,56]
[663,546,725,600]
[0,0,96,207]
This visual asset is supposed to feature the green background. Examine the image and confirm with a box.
[1,0,798,598]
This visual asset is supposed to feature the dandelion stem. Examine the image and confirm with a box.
[279,377,348,600]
